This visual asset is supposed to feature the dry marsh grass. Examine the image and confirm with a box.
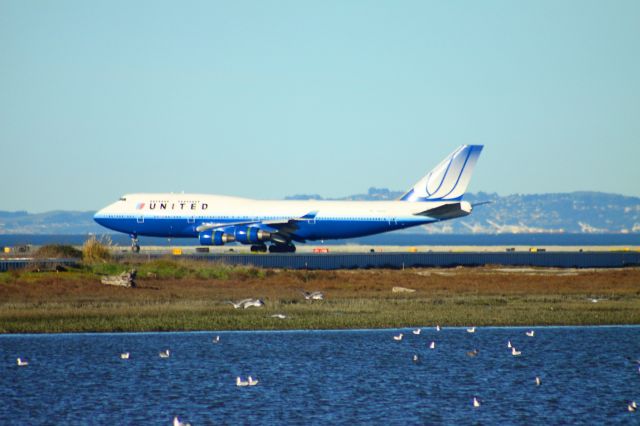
[1,265,639,332]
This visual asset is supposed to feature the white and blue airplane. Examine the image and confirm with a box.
[94,145,483,253]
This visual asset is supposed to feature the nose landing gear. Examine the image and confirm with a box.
[130,235,140,253]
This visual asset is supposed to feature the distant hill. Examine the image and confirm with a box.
[1,190,639,234]
[286,189,640,234]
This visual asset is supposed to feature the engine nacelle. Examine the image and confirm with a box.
[199,230,236,246]
[234,226,272,244]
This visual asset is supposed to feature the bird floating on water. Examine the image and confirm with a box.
[159,349,170,358]
[237,376,259,387]
[535,376,541,386]
[511,347,522,356]
[467,349,479,357]
[429,341,436,349]
[473,397,481,408]
[271,314,287,319]
[301,290,324,300]
[436,325,441,332]
[467,327,476,333]
[413,328,421,335]
[173,416,191,426]
[16,358,28,366]
[120,352,130,360]
[393,333,403,341]
[413,354,420,363]
[628,401,637,412]
[526,330,535,337]
[212,336,220,343]
[507,340,512,348]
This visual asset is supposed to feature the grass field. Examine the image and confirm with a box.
[1,259,639,333]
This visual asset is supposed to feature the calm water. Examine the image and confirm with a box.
[1,327,639,425]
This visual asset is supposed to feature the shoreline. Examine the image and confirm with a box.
[2,264,639,333]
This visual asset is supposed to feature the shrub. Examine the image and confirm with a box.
[34,244,82,259]
[82,235,112,264]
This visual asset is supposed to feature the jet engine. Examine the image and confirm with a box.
[199,230,236,246]
[233,226,272,244]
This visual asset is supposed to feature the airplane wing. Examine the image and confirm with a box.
[196,211,318,242]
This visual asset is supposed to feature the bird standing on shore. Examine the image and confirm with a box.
[301,290,324,301]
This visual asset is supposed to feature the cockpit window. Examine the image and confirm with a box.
[119,197,127,201]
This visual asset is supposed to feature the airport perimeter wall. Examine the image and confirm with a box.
[1,252,639,272]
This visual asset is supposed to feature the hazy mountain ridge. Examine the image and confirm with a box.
[1,190,639,234]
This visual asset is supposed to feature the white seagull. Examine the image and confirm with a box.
[473,397,481,408]
[242,299,265,309]
[413,328,421,335]
[525,330,535,337]
[248,376,259,386]
[393,333,403,341]
[236,376,249,387]
[16,358,29,366]
[467,327,476,333]
[436,325,441,332]
[429,341,436,349]
[629,401,637,412]
[173,416,191,426]
[511,347,522,356]
[212,336,220,343]
[507,340,512,348]
[535,376,541,386]
[413,354,420,363]
[271,314,287,319]
[159,349,171,358]
[120,352,130,360]
[301,291,324,300]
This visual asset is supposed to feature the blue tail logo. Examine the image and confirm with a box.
[400,145,483,202]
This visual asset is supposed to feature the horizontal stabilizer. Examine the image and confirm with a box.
[415,201,472,220]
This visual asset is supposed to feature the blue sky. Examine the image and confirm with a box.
[1,1,639,212]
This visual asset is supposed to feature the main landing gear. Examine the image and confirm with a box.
[130,235,140,253]
[268,243,296,253]
[250,244,268,253]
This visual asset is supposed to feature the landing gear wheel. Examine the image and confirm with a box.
[250,244,268,253]
[269,244,296,253]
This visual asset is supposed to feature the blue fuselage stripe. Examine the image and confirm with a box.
[93,216,436,241]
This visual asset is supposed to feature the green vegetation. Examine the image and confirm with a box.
[1,262,639,333]
[34,244,82,259]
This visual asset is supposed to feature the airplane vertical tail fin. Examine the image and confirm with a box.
[400,145,483,202]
